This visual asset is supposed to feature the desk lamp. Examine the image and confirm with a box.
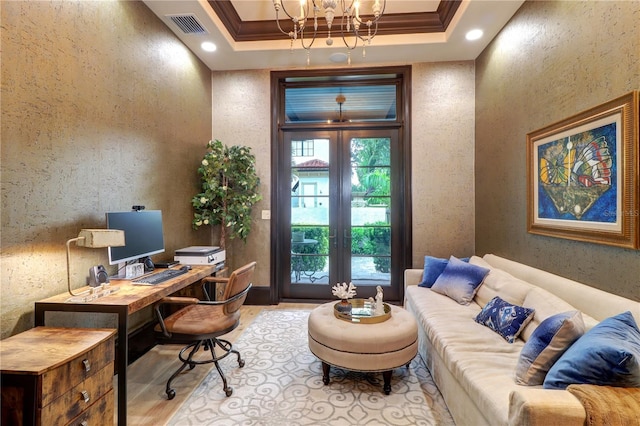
[66,229,125,296]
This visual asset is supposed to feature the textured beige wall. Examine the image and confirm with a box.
[475,1,640,300]
[1,1,212,338]
[210,70,272,287]
[411,62,477,266]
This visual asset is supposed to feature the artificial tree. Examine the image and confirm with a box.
[192,139,261,249]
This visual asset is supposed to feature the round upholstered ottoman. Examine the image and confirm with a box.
[308,301,418,394]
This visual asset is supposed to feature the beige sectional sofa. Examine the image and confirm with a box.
[404,254,640,426]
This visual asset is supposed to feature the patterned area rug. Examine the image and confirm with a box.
[168,310,454,426]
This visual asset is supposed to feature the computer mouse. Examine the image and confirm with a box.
[181,265,192,271]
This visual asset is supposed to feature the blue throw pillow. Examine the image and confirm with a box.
[543,311,640,390]
[418,256,471,288]
[418,256,448,288]
[475,296,535,343]
[515,311,585,385]
[431,256,488,304]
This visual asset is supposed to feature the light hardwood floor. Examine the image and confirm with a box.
[120,303,318,425]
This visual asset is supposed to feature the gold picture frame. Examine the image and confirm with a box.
[527,91,639,249]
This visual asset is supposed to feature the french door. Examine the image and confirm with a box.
[278,128,404,301]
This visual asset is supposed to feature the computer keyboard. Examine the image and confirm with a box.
[132,267,189,285]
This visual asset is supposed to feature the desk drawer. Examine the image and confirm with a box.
[41,363,113,425]
[41,337,114,407]
[67,388,114,426]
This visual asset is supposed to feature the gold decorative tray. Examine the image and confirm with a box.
[333,298,391,324]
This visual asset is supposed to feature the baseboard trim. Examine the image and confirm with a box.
[246,286,272,305]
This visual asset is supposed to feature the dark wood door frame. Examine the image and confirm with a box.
[269,66,412,304]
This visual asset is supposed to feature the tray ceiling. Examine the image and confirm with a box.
[143,0,525,70]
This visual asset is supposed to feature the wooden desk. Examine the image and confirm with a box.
[34,265,216,426]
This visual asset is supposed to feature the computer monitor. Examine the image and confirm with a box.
[106,210,165,266]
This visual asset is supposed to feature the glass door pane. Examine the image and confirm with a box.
[349,137,392,288]
[280,129,401,302]
[291,138,331,285]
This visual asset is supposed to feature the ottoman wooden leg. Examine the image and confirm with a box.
[322,362,331,385]
[382,370,392,395]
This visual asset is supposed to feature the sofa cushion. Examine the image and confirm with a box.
[515,310,585,385]
[520,287,598,342]
[471,263,534,308]
[482,254,640,326]
[468,258,598,342]
[431,256,489,305]
[405,285,524,426]
[544,311,640,389]
[418,256,470,288]
[468,255,489,268]
[475,296,535,343]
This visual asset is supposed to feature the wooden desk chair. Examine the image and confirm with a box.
[154,261,256,399]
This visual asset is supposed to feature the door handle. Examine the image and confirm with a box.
[328,232,337,248]
[343,230,352,249]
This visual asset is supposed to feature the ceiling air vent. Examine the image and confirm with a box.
[167,14,208,34]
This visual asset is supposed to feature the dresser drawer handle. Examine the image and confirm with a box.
[81,390,90,403]
[82,358,91,372]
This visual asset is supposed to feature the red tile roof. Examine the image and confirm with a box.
[296,159,329,168]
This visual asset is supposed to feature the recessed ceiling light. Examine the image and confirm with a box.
[466,29,483,41]
[201,41,217,52]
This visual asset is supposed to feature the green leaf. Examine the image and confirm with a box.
[192,139,262,244]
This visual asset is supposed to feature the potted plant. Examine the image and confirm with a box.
[191,139,262,249]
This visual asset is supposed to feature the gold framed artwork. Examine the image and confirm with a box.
[527,91,639,249]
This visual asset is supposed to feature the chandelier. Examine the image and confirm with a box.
[272,0,386,65]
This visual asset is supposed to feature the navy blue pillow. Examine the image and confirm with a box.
[475,296,535,343]
[543,311,640,389]
[418,255,470,288]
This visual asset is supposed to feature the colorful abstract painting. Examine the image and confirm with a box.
[527,92,639,248]
[537,122,616,222]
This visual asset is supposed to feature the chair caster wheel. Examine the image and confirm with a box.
[238,359,245,368]
[167,389,176,400]
[225,387,233,397]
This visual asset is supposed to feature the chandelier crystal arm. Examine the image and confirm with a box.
[273,0,316,29]
[340,12,358,51]
[273,0,304,39]
[342,0,384,42]
[273,0,320,46]
[273,0,304,22]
